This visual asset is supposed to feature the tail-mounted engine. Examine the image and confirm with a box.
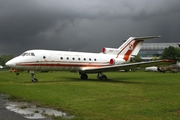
[109,58,123,65]
[101,47,119,55]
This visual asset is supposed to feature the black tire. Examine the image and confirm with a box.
[101,75,107,80]
[80,73,88,80]
[32,78,38,82]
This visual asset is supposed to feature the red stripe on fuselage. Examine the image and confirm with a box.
[16,62,109,68]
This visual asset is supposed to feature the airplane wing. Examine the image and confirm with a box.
[81,59,174,73]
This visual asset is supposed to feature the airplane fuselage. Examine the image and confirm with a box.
[6,36,165,81]
[7,49,126,72]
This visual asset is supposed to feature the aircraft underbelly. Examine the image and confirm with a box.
[15,59,109,72]
[16,64,80,71]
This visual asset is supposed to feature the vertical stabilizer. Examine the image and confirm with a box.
[116,36,160,61]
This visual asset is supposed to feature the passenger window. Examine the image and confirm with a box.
[89,58,91,61]
[94,58,97,61]
[84,58,86,61]
[72,57,75,60]
[78,58,80,60]
[60,57,63,60]
[67,57,69,60]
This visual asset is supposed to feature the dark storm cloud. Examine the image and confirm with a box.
[0,0,180,55]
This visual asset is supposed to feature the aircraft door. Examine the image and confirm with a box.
[42,55,48,71]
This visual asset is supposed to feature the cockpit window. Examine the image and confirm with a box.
[20,52,27,56]
[20,52,35,56]
[26,53,31,56]
[31,53,35,56]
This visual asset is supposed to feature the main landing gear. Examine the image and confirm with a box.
[79,72,108,80]
[97,73,107,80]
[80,73,88,80]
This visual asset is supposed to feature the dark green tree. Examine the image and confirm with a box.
[0,55,14,66]
[131,55,142,62]
[160,46,180,62]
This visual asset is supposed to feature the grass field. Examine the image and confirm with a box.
[0,70,180,120]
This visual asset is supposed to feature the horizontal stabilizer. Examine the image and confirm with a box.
[133,36,161,40]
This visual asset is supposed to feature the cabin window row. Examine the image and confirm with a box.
[60,57,97,61]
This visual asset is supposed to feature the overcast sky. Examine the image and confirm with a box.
[0,0,180,55]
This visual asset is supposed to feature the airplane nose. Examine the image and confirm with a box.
[5,60,16,68]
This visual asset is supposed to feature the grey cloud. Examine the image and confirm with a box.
[0,0,180,55]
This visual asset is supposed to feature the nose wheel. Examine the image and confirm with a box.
[32,77,38,82]
[29,71,38,82]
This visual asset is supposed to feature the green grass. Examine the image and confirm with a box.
[0,70,180,120]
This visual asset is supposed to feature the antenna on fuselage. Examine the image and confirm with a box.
[69,48,72,51]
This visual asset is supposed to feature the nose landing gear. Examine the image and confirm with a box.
[29,71,38,82]
[31,77,38,82]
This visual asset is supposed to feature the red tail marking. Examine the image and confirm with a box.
[116,40,133,58]
[123,41,139,61]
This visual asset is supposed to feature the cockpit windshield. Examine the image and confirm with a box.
[20,52,35,56]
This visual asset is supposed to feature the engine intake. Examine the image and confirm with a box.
[109,59,115,65]
[109,58,123,65]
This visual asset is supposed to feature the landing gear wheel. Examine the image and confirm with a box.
[101,75,107,80]
[32,78,38,82]
[29,71,38,82]
[97,73,108,80]
[80,73,88,80]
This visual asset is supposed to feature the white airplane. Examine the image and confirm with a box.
[145,66,158,72]
[5,36,173,82]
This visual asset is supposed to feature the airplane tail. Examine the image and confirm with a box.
[101,36,160,61]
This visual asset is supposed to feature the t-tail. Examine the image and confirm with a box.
[101,36,161,62]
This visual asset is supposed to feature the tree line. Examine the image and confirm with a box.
[161,46,180,62]
[130,46,180,62]
[0,55,14,66]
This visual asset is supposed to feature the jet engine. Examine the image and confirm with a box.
[109,58,123,65]
[101,47,119,55]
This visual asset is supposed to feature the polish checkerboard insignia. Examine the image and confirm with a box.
[129,44,133,50]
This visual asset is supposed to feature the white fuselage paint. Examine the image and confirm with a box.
[7,49,126,72]
[6,36,161,76]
